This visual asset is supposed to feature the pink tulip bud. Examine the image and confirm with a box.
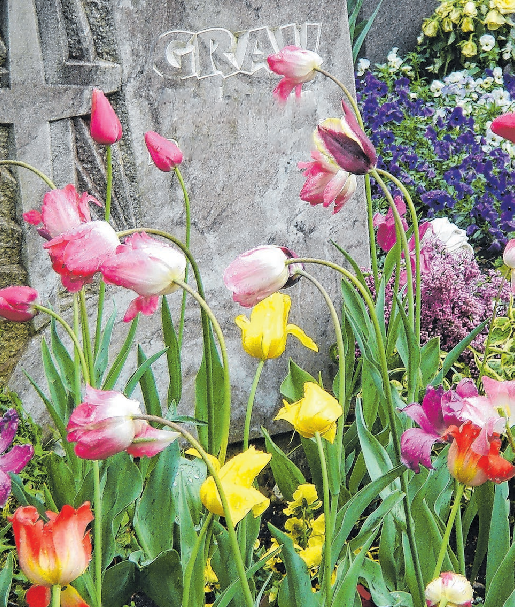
[0,286,39,322]
[90,89,122,145]
[491,112,515,143]
[144,131,183,171]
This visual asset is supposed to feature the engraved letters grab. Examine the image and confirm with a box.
[153,23,321,81]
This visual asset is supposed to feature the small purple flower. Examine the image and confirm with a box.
[0,409,34,507]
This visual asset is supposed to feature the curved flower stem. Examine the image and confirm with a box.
[376,168,421,348]
[365,174,379,292]
[175,167,191,348]
[315,431,333,606]
[478,268,510,383]
[296,269,346,473]
[73,296,82,406]
[0,160,57,190]
[117,227,215,456]
[314,68,362,126]
[433,483,465,579]
[79,290,95,384]
[133,414,254,607]
[172,278,232,464]
[93,459,102,607]
[33,305,90,385]
[371,169,415,334]
[50,584,61,608]
[286,257,425,605]
[244,360,265,451]
[182,513,214,606]
[454,479,465,575]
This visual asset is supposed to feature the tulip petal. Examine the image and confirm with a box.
[285,323,318,352]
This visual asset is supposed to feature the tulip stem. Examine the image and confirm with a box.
[104,145,113,223]
[182,513,214,606]
[0,160,57,190]
[93,459,103,607]
[79,290,95,386]
[365,173,379,292]
[315,431,333,606]
[33,305,90,386]
[73,295,82,405]
[244,360,265,451]
[50,584,61,608]
[116,228,216,456]
[433,482,465,580]
[286,257,425,606]
[454,479,465,575]
[133,414,255,607]
[172,278,232,464]
[314,68,363,127]
[175,167,191,349]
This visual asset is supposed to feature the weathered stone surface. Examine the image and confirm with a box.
[4,0,369,443]
[360,0,438,63]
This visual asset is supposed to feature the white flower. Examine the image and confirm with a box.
[387,47,403,69]
[430,79,444,97]
[479,34,496,51]
[356,58,370,76]
[428,218,473,256]
[493,66,504,83]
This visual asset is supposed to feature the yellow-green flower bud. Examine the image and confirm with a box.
[461,38,478,56]
[485,8,506,28]
[464,1,478,16]
[422,18,440,37]
[461,16,475,31]
[450,7,462,22]
[442,17,454,31]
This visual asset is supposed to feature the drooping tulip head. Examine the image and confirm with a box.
[267,46,323,102]
[0,286,39,322]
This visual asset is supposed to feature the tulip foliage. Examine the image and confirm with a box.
[2,47,515,608]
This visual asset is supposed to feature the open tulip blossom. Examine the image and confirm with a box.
[267,45,323,102]
[425,572,473,607]
[224,245,303,307]
[100,231,187,322]
[0,409,34,507]
[235,292,318,360]
[0,286,39,322]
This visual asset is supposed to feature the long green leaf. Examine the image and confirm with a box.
[485,539,515,606]
[331,241,373,300]
[262,427,305,502]
[162,296,182,406]
[352,0,385,61]
[137,345,163,417]
[102,316,139,390]
[94,308,117,386]
[124,348,168,397]
[41,338,69,423]
[140,549,183,607]
[50,317,75,392]
[0,552,13,606]
[487,482,512,590]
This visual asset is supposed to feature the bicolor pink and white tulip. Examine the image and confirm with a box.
[267,46,323,102]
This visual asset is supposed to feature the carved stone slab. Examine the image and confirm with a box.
[5,0,369,443]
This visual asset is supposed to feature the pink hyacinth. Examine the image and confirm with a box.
[0,286,39,322]
[298,150,357,214]
[44,221,120,292]
[90,89,122,145]
[223,245,303,307]
[267,46,323,102]
[23,185,101,241]
[144,131,183,172]
[0,409,34,507]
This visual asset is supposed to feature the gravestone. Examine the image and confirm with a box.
[360,0,439,64]
[3,0,369,443]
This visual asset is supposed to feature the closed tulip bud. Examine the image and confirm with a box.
[144,131,183,171]
[422,19,440,37]
[442,17,454,31]
[463,1,477,16]
[491,112,515,143]
[450,7,462,23]
[90,89,122,145]
[267,46,323,102]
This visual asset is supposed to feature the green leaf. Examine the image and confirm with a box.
[269,524,320,607]
[487,482,512,591]
[341,279,377,364]
[0,552,13,606]
[470,482,495,582]
[43,453,79,509]
[331,241,373,300]
[124,347,168,397]
[9,473,47,518]
[280,360,317,402]
[94,308,117,386]
[211,522,248,607]
[485,538,515,606]
[352,0,385,61]
[137,345,163,417]
[50,317,75,393]
[162,296,182,406]
[394,294,420,397]
[102,316,139,390]
[140,549,183,607]
[134,443,180,560]
[361,357,382,429]
[41,337,69,423]
[262,427,305,502]
[419,337,441,387]
[102,560,137,607]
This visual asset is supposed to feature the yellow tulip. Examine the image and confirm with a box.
[422,19,439,37]
[283,483,322,515]
[275,382,343,443]
[199,446,271,525]
[235,293,318,360]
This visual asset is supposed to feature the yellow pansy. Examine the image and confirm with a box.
[199,446,271,525]
[283,483,322,515]
[275,382,343,443]
[493,0,515,13]
[235,293,318,360]
[298,542,323,569]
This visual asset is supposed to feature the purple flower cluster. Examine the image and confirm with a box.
[356,70,515,259]
[365,241,510,372]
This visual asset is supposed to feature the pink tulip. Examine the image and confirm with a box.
[67,386,144,460]
[100,232,186,322]
[44,221,120,292]
[267,46,323,102]
[144,131,183,171]
[90,89,122,145]
[223,245,303,307]
[298,150,357,214]
[0,286,39,322]
[23,185,102,240]
[503,239,515,293]
[491,112,515,143]
[0,409,34,507]
[425,572,473,607]
[126,423,180,458]
[314,101,377,175]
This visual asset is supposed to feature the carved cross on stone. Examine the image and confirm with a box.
[0,0,121,297]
